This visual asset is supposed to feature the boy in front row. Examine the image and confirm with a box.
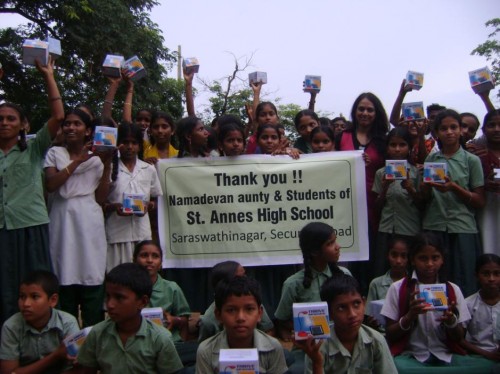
[297,274,397,374]
[196,276,288,373]
[74,263,183,374]
[0,270,80,374]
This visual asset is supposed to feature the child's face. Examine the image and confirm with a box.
[436,116,461,148]
[62,114,91,144]
[483,114,500,145]
[411,245,443,284]
[119,135,140,162]
[319,233,340,263]
[105,282,148,324]
[329,292,365,336]
[0,106,23,142]
[188,121,209,148]
[297,116,318,142]
[136,111,152,133]
[477,262,500,293]
[222,130,245,156]
[332,120,346,137]
[257,128,280,154]
[311,131,334,153]
[150,119,173,145]
[355,98,376,128]
[388,241,408,273]
[215,294,262,345]
[257,105,278,125]
[387,135,409,160]
[135,244,162,278]
[460,115,479,143]
[18,284,57,330]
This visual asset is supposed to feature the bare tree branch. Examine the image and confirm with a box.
[0,6,57,35]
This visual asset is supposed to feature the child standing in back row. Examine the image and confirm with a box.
[104,123,162,271]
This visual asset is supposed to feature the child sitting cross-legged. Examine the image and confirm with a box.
[297,273,397,374]
[195,276,288,373]
[75,263,183,374]
[0,270,80,374]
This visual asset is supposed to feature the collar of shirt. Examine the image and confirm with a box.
[25,308,63,336]
[217,329,275,353]
[327,326,374,358]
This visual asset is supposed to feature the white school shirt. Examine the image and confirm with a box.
[381,271,470,363]
[464,292,500,352]
[106,158,162,244]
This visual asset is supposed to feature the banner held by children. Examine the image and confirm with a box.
[157,152,368,268]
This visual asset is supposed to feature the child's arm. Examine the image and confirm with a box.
[102,76,121,127]
[477,89,495,112]
[296,335,324,374]
[459,336,500,361]
[184,68,195,117]
[415,120,429,165]
[35,56,65,138]
[389,79,412,127]
[94,152,113,205]
[308,92,317,111]
[0,344,68,374]
[426,178,486,209]
[122,77,134,123]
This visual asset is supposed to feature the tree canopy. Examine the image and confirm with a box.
[0,0,184,131]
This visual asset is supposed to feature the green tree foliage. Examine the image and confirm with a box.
[471,18,500,99]
[0,0,183,131]
[277,103,301,142]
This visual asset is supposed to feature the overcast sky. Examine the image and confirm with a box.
[2,0,498,127]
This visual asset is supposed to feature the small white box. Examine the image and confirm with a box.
[293,302,330,340]
[385,160,408,180]
[219,348,258,374]
[406,71,424,90]
[22,39,48,66]
[368,300,385,326]
[402,101,425,121]
[493,168,500,181]
[469,67,495,94]
[64,327,92,356]
[47,37,62,59]
[122,193,146,215]
[141,307,164,326]
[122,55,146,82]
[303,75,321,93]
[93,126,117,150]
[183,57,199,74]
[248,71,267,85]
[423,162,447,184]
[102,54,125,77]
[419,284,448,311]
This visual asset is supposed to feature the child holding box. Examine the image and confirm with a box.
[298,274,397,374]
[0,271,80,374]
[104,123,162,271]
[195,276,288,374]
[76,263,183,374]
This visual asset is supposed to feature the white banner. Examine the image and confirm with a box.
[158,152,368,268]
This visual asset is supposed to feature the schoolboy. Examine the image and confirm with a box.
[195,276,288,373]
[299,274,397,374]
[76,263,183,374]
[0,270,80,374]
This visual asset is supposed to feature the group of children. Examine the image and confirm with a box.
[0,56,499,373]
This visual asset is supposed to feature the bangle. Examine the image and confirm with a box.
[64,167,71,176]
[399,316,412,331]
[50,96,62,101]
[444,314,458,329]
[127,90,133,94]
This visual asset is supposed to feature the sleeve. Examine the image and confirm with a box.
[198,316,219,343]
[380,283,400,321]
[274,280,296,321]
[195,341,214,374]
[366,279,379,304]
[259,306,274,331]
[453,283,471,323]
[373,334,398,374]
[266,341,288,374]
[468,154,485,189]
[156,333,183,374]
[171,283,191,317]
[62,313,80,338]
[76,328,99,369]
[43,146,57,168]
[149,166,163,197]
[33,122,53,158]
[372,168,384,194]
[0,319,20,360]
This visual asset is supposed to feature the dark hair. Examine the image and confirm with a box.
[256,123,280,140]
[75,103,95,120]
[0,102,28,151]
[105,263,152,298]
[433,109,465,149]
[133,240,163,262]
[320,273,361,304]
[386,127,412,161]
[409,232,448,282]
[217,114,244,129]
[65,108,93,129]
[21,270,59,297]
[331,116,347,125]
[482,109,500,130]
[460,112,480,130]
[311,125,335,143]
[475,253,500,273]
[210,261,241,290]
[387,235,410,255]
[206,126,217,152]
[149,111,175,146]
[426,103,446,117]
[319,117,331,127]
[299,222,343,289]
[255,102,278,121]
[176,116,201,158]
[112,122,144,181]
[217,123,246,156]
[214,276,261,311]
[135,108,154,120]
[294,109,320,130]
[349,93,388,154]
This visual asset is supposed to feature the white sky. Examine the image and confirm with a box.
[2,0,499,125]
